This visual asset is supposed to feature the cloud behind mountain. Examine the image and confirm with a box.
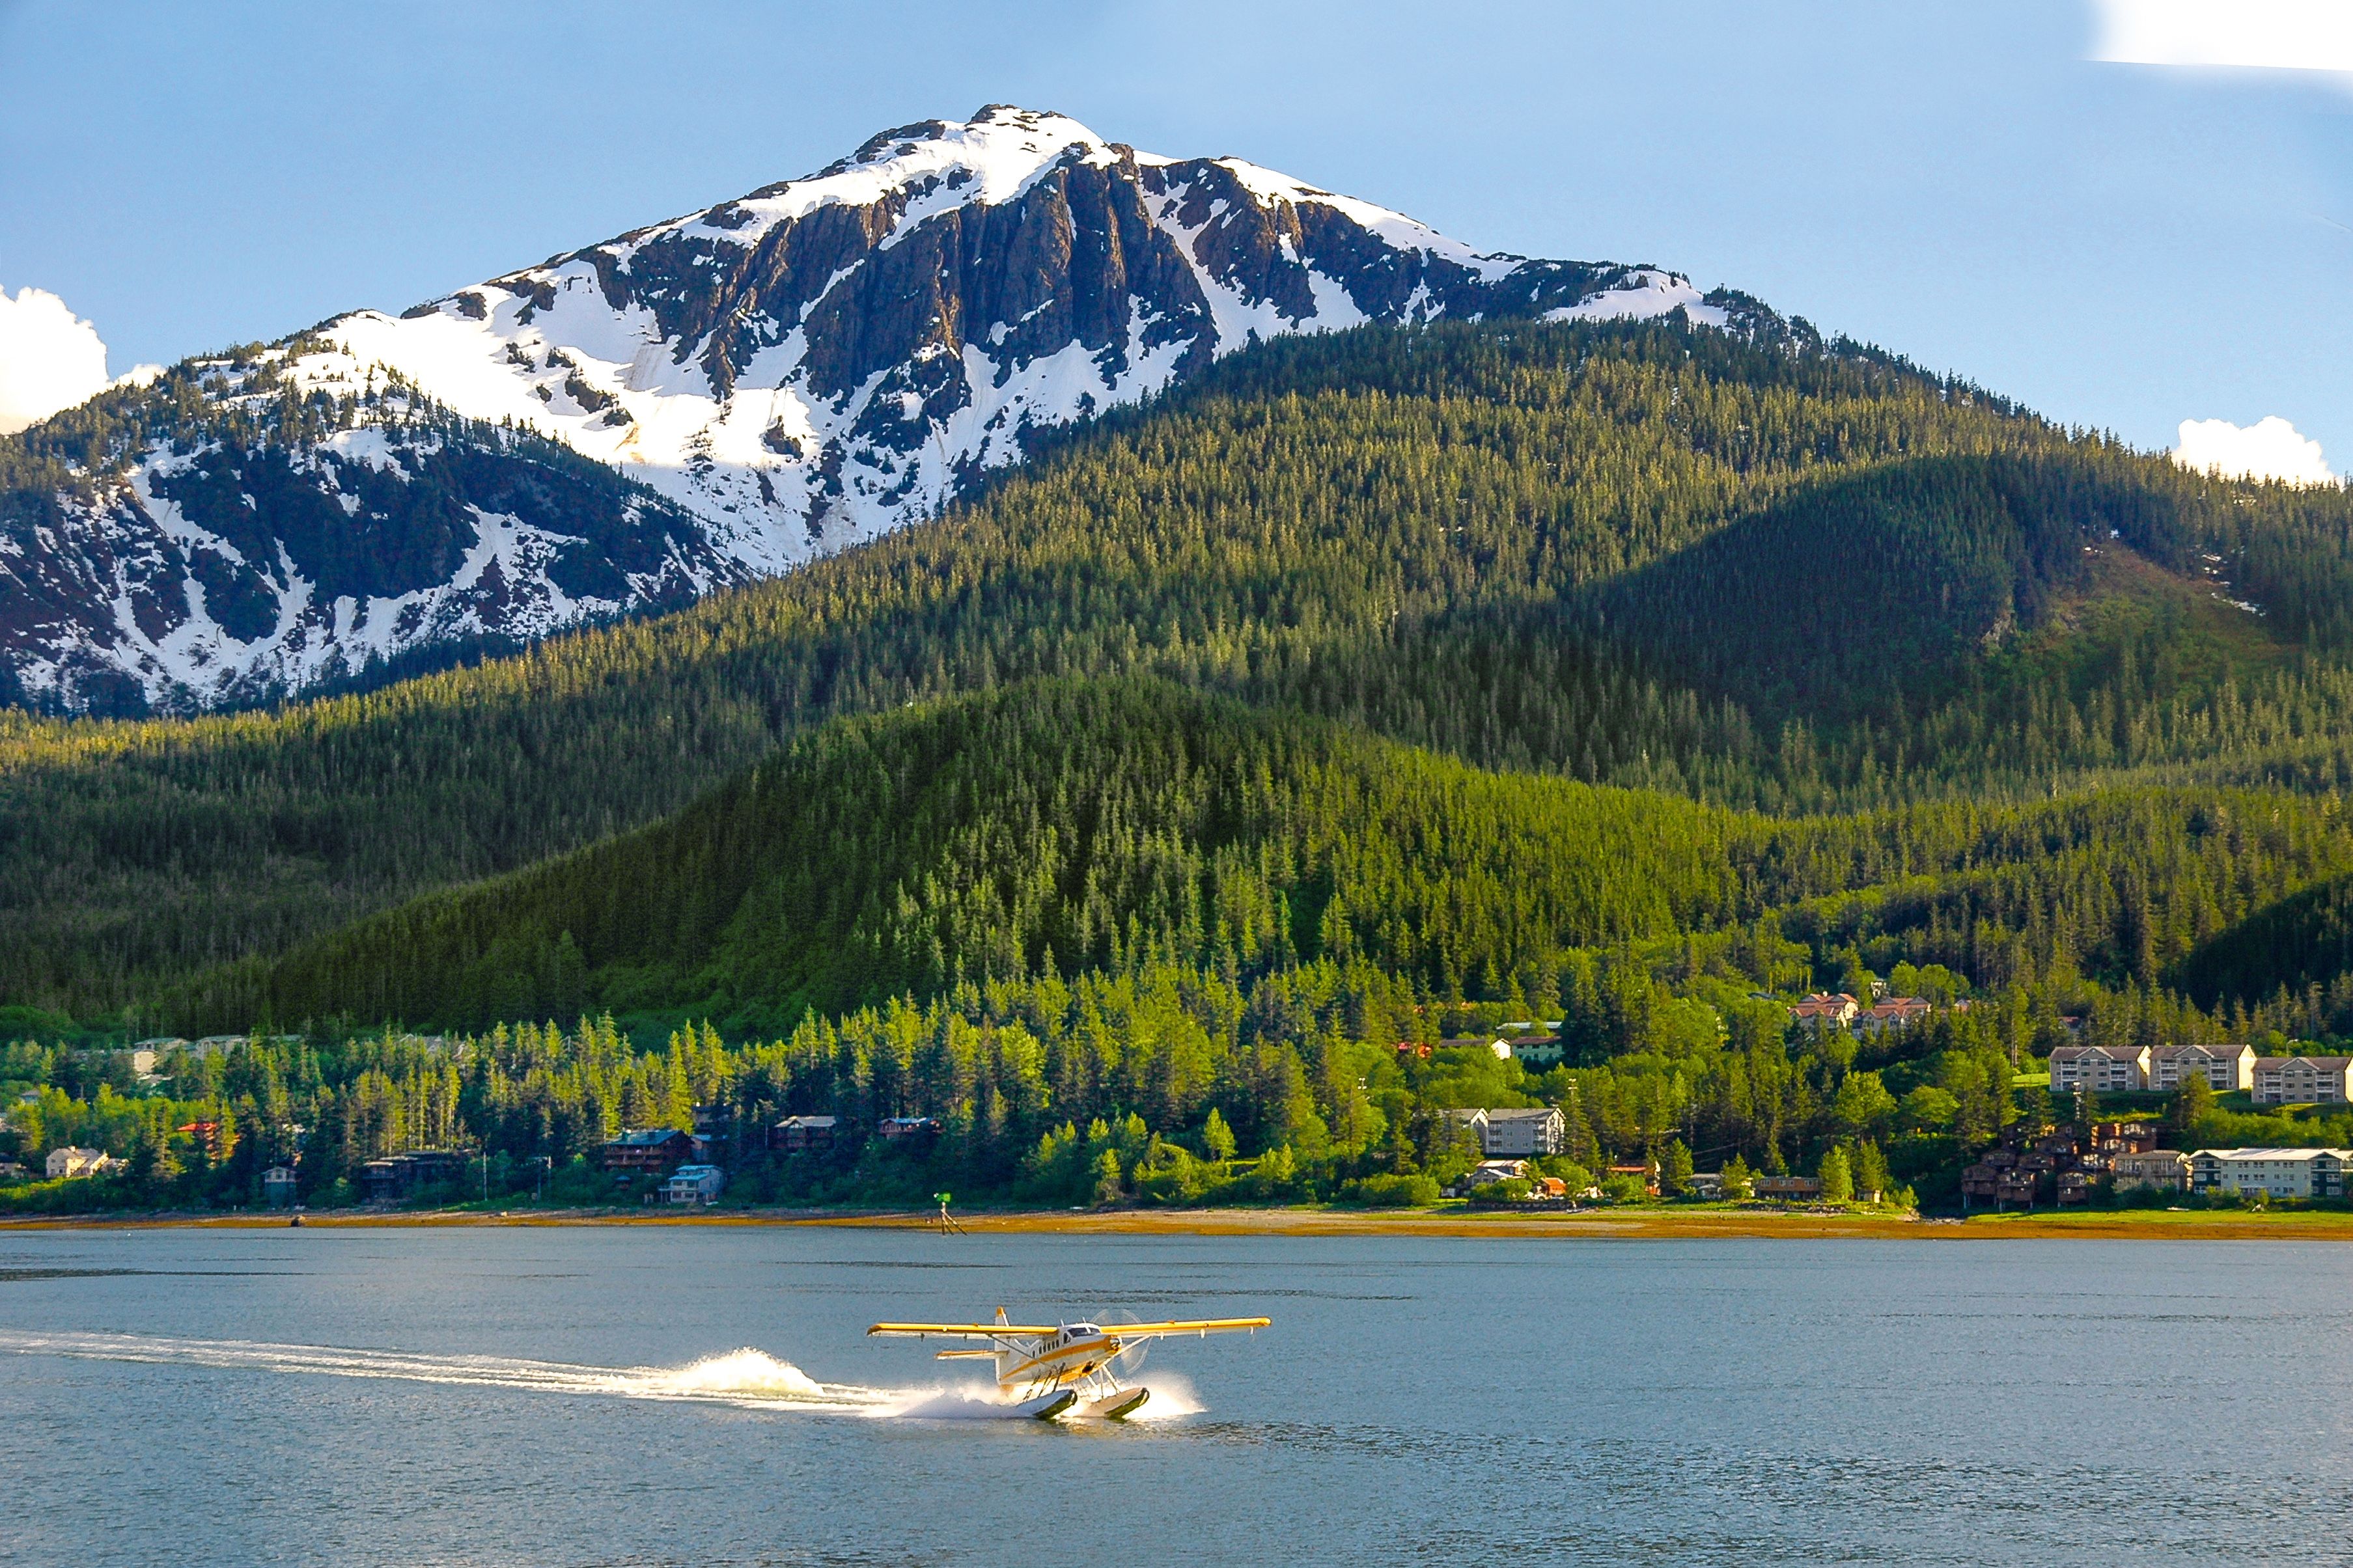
[0,284,111,435]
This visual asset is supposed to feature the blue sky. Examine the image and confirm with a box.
[0,0,2345,465]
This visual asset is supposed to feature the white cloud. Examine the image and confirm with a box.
[0,284,115,435]
[2172,415,2337,486]
[2092,0,2353,75]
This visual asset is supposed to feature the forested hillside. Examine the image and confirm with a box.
[166,678,2353,1047]
[9,316,2353,1030]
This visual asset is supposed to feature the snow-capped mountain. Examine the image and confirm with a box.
[1,104,1742,715]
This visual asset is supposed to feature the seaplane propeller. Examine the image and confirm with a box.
[867,1306,1268,1422]
[1098,1308,1150,1379]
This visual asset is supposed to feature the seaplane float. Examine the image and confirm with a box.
[868,1307,1270,1420]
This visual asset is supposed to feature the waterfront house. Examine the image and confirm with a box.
[360,1149,468,1203]
[1960,1151,2040,1209]
[262,1166,299,1207]
[878,1116,943,1144]
[599,1127,695,1172]
[1607,1161,1662,1196]
[2048,1044,2151,1094]
[771,1115,839,1153]
[2250,1056,2353,1106]
[2148,1043,2255,1093]
[2110,1149,2191,1192]
[2089,1121,2156,1155]
[663,1164,725,1205]
[45,1146,118,1179]
[2189,1148,2353,1199]
[1752,1175,1823,1201]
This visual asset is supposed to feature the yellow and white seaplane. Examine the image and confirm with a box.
[868,1308,1270,1420]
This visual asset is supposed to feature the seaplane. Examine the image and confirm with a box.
[868,1307,1270,1420]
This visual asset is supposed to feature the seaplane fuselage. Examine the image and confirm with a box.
[869,1309,1269,1420]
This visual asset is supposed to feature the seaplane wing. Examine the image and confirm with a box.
[1083,1317,1272,1339]
[867,1316,1269,1341]
[867,1321,1062,1340]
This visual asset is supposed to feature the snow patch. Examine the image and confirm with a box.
[1544,269,1727,327]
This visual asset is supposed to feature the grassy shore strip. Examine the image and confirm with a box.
[10,1206,2353,1239]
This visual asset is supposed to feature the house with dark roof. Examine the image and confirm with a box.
[598,1127,695,1172]
[772,1115,839,1153]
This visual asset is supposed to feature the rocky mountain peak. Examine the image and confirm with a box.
[1,107,1754,715]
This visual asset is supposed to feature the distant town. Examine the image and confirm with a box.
[6,986,2350,1221]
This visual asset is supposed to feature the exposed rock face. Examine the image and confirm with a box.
[0,105,1736,714]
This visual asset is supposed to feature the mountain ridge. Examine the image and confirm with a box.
[1,105,1767,715]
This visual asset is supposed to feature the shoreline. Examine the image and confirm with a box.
[8,1205,2353,1241]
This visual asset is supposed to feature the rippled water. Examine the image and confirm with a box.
[4,1225,2348,1565]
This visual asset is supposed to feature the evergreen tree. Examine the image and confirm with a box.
[1818,1144,1854,1204]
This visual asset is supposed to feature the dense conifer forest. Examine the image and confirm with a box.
[11,316,2353,1213]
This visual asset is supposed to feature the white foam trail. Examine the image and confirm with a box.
[885,1385,1051,1420]
[645,1347,833,1402]
[0,1329,884,1412]
[0,1330,1204,1422]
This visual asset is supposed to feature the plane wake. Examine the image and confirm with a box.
[0,1329,1199,1420]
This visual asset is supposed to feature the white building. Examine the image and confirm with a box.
[46,1146,118,1179]
[1449,1107,1566,1158]
[2148,1043,2255,1093]
[2049,1045,2150,1094]
[2189,1148,2353,1200]
[663,1163,726,1205]
[2251,1056,2353,1106]
[2109,1149,2191,1192]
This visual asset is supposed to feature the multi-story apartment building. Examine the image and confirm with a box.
[2148,1043,2256,1093]
[2049,1044,2150,1095]
[2189,1148,2353,1199]
[2251,1056,2353,1106]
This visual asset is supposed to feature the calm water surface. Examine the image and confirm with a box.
[3,1225,2348,1565]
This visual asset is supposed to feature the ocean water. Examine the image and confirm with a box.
[3,1224,2349,1565]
